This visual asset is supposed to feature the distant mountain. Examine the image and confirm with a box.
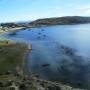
[28,16,90,27]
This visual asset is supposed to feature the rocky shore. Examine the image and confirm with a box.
[0,72,86,90]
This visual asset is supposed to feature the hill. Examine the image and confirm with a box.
[28,16,90,27]
[0,16,90,28]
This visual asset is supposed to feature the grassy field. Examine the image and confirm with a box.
[0,40,28,74]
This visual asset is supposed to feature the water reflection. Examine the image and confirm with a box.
[57,46,90,89]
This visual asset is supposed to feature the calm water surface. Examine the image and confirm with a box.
[2,24,90,89]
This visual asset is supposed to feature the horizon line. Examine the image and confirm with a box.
[0,15,90,23]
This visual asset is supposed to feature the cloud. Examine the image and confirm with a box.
[86,10,90,14]
[76,5,90,16]
[78,5,90,11]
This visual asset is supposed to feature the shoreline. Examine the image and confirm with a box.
[0,27,24,34]
[0,30,86,90]
[23,43,32,75]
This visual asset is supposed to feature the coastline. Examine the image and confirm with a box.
[0,28,86,90]
[0,27,24,34]
[23,43,32,75]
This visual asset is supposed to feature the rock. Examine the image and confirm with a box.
[5,81,12,87]
[42,64,50,67]
[9,87,15,90]
[0,82,4,87]
[19,83,27,90]
[5,71,12,75]
[47,85,61,90]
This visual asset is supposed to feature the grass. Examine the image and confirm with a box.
[0,40,28,74]
[0,40,15,46]
[0,40,29,89]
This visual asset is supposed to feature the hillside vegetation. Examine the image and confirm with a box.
[29,16,90,27]
[0,16,90,28]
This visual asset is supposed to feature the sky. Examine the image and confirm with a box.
[0,0,90,23]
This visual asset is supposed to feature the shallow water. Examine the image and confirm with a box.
[2,24,90,89]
